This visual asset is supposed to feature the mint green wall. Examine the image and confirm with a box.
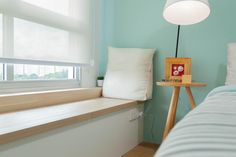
[100,0,236,143]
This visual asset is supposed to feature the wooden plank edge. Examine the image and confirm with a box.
[0,101,142,145]
[0,88,102,114]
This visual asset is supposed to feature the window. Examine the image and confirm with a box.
[0,63,80,94]
[14,18,71,62]
[22,0,70,16]
[0,0,94,93]
[0,64,3,80]
[0,14,3,56]
[0,0,92,63]
[13,64,75,81]
[1,64,76,81]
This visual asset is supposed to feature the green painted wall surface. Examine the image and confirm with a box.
[100,0,236,144]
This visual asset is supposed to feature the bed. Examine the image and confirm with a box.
[154,85,236,157]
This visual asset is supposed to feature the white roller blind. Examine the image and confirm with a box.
[0,0,93,65]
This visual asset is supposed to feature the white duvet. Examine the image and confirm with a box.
[155,86,236,157]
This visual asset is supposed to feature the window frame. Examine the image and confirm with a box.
[0,64,81,94]
[0,14,82,94]
[9,64,77,81]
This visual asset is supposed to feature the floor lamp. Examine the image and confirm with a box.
[163,0,211,58]
[163,0,210,82]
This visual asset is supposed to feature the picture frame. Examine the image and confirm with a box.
[165,57,192,81]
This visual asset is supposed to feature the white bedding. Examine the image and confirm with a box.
[155,86,236,157]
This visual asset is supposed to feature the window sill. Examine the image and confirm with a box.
[0,87,102,113]
[0,97,141,145]
[0,79,81,95]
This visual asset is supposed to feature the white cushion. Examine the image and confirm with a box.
[226,43,236,85]
[102,47,155,101]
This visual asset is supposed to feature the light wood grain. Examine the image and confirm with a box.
[122,142,159,157]
[157,81,207,140]
[0,88,102,113]
[162,87,180,139]
[185,87,196,109]
[156,82,207,87]
[182,75,192,83]
[0,98,141,145]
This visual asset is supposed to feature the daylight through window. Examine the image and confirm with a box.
[0,0,94,91]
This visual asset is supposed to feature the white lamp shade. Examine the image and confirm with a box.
[163,0,210,25]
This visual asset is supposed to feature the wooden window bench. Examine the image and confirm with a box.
[0,88,141,145]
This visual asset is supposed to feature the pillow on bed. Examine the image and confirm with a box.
[226,43,236,85]
[102,47,155,101]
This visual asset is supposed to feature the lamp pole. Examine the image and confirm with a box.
[175,25,181,58]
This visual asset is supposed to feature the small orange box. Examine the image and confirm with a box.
[182,75,192,83]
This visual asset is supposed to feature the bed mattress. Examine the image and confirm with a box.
[155,85,236,157]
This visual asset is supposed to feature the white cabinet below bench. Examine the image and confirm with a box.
[0,104,143,157]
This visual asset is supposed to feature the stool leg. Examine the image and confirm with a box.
[163,87,180,140]
[185,87,196,109]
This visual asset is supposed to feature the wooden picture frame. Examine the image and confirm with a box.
[165,58,192,81]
